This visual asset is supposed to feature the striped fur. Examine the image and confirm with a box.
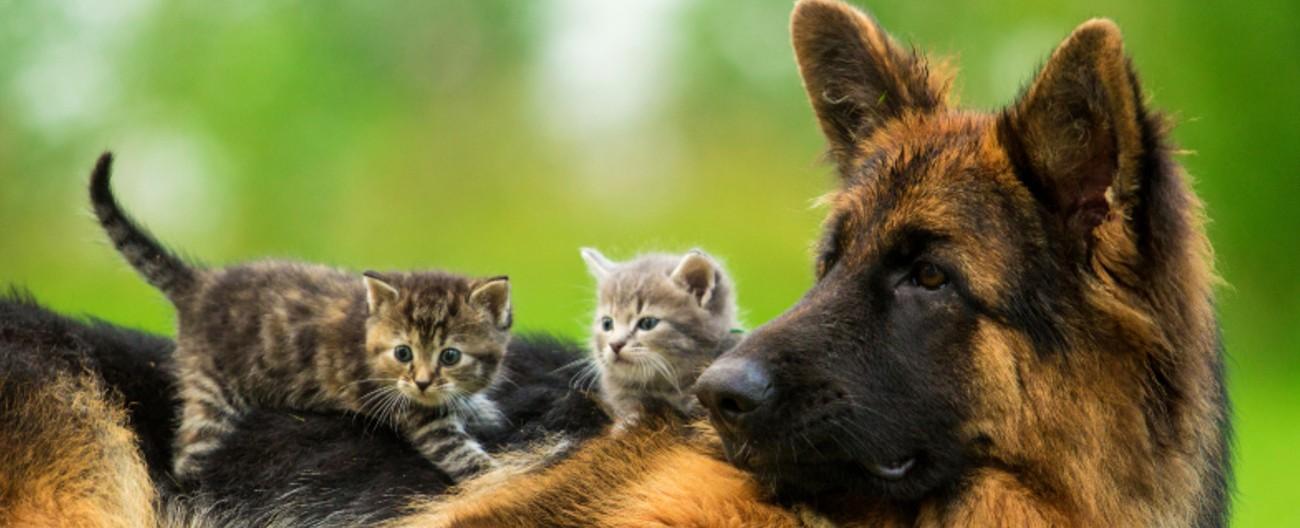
[405,409,494,480]
[89,155,513,483]
[89,152,196,301]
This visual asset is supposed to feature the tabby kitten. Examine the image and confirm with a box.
[579,248,741,427]
[89,153,510,482]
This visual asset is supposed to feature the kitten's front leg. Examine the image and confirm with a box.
[173,366,245,480]
[404,414,496,483]
[460,393,506,433]
[602,388,647,431]
[609,411,642,436]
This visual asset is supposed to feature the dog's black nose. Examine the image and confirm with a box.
[696,358,772,427]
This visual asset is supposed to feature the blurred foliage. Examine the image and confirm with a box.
[0,1,1295,524]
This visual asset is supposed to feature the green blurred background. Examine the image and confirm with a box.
[0,1,1295,523]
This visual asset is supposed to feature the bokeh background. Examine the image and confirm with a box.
[1,0,1295,523]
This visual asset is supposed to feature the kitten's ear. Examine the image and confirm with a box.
[362,271,399,313]
[1003,19,1144,254]
[470,276,512,330]
[580,247,613,279]
[670,250,718,307]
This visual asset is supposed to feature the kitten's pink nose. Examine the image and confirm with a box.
[414,379,432,391]
[609,341,626,355]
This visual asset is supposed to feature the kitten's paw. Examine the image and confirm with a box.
[610,414,642,436]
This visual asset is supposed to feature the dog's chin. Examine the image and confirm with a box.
[716,430,957,502]
[744,457,944,503]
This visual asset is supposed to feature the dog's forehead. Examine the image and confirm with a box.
[823,112,1037,301]
[832,113,1021,235]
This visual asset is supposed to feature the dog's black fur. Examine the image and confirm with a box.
[0,289,608,524]
[0,289,179,485]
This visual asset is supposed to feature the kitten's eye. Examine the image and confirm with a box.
[601,317,613,332]
[393,345,413,363]
[636,317,659,331]
[439,348,462,367]
[910,262,948,290]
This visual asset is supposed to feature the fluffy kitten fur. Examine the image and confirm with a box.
[580,248,741,427]
[89,153,511,483]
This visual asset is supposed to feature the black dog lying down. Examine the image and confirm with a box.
[0,290,608,526]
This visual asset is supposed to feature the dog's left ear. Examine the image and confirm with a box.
[1004,19,1145,256]
[791,0,948,173]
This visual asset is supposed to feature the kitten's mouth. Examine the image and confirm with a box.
[604,351,679,387]
[607,347,650,364]
[399,386,450,407]
[606,352,654,372]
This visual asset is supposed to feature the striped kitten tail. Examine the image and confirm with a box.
[89,152,197,300]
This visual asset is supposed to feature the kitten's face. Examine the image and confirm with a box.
[583,250,737,391]
[362,272,511,408]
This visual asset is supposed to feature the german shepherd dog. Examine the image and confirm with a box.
[388,1,1229,526]
[690,0,1230,525]
[0,0,1228,526]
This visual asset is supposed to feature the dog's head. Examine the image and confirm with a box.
[697,0,1207,503]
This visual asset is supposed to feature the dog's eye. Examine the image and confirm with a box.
[910,262,948,290]
[816,253,837,280]
[601,317,614,332]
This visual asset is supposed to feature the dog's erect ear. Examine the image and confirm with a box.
[580,247,614,280]
[470,276,512,329]
[791,0,946,170]
[671,250,718,307]
[362,271,400,314]
[1004,19,1145,252]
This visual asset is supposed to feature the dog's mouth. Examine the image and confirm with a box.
[868,458,915,480]
[714,425,939,500]
[742,455,933,501]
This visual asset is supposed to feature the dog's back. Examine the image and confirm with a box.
[0,291,171,527]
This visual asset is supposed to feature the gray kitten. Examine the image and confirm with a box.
[579,248,741,427]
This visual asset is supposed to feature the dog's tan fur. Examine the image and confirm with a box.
[386,419,804,528]
[0,371,158,528]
